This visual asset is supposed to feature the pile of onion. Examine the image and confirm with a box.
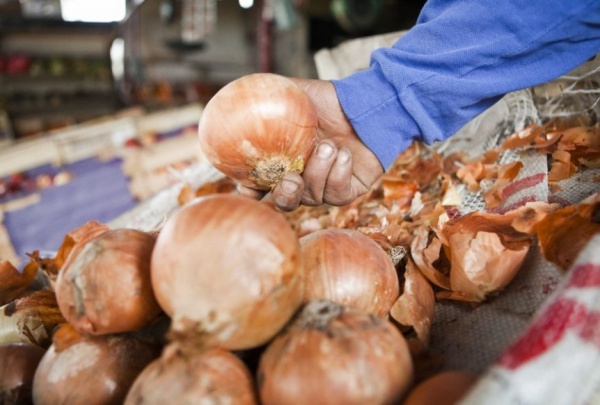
[197,73,318,190]
[55,228,162,335]
[257,300,413,405]
[151,194,304,350]
[125,343,257,404]
[299,228,399,318]
[32,324,160,405]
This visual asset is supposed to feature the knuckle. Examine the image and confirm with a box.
[323,190,354,206]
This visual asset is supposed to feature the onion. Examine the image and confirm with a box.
[198,73,318,190]
[39,220,109,287]
[151,194,304,350]
[125,343,257,404]
[403,370,479,405]
[257,300,414,405]
[55,228,162,335]
[0,343,45,405]
[32,324,160,405]
[300,228,399,318]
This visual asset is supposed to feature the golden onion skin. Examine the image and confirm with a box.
[300,228,400,318]
[125,345,258,405]
[32,329,160,405]
[55,229,162,336]
[198,73,318,190]
[258,300,414,405]
[151,194,304,350]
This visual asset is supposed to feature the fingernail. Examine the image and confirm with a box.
[317,142,334,159]
[337,149,351,164]
[280,179,299,195]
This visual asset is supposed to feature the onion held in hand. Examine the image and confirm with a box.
[300,228,399,318]
[258,300,414,405]
[55,228,162,335]
[151,194,304,350]
[198,73,318,190]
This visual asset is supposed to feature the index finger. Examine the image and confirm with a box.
[236,184,268,200]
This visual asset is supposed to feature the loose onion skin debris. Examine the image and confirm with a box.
[198,73,318,190]
[390,258,435,346]
[151,194,304,350]
[0,343,45,405]
[0,291,65,348]
[535,193,600,270]
[55,228,162,336]
[258,300,414,405]
[0,260,37,306]
[300,228,399,318]
[125,343,258,405]
[32,324,160,405]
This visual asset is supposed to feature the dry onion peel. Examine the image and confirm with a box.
[410,227,450,290]
[442,231,530,302]
[0,260,37,306]
[390,258,435,346]
[0,291,65,348]
[534,192,600,270]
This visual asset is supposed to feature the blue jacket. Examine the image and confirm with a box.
[333,0,600,169]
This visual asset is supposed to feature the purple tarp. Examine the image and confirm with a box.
[3,157,137,263]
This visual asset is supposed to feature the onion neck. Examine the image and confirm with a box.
[298,300,343,331]
[250,155,305,189]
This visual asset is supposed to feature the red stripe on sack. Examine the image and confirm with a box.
[501,173,546,201]
[498,297,600,370]
[491,196,539,214]
[567,263,600,288]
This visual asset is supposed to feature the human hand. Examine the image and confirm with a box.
[238,78,384,211]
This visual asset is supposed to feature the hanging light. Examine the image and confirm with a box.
[60,0,126,22]
[239,0,253,9]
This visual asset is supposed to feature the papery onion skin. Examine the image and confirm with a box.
[32,325,160,405]
[0,260,37,306]
[258,300,414,405]
[55,228,162,336]
[300,228,399,318]
[198,73,318,190]
[125,344,258,405]
[151,194,304,350]
[0,291,66,348]
[0,343,45,405]
[390,258,435,346]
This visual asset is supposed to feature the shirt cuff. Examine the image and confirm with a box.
[333,68,420,170]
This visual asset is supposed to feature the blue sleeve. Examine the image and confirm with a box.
[333,0,600,169]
